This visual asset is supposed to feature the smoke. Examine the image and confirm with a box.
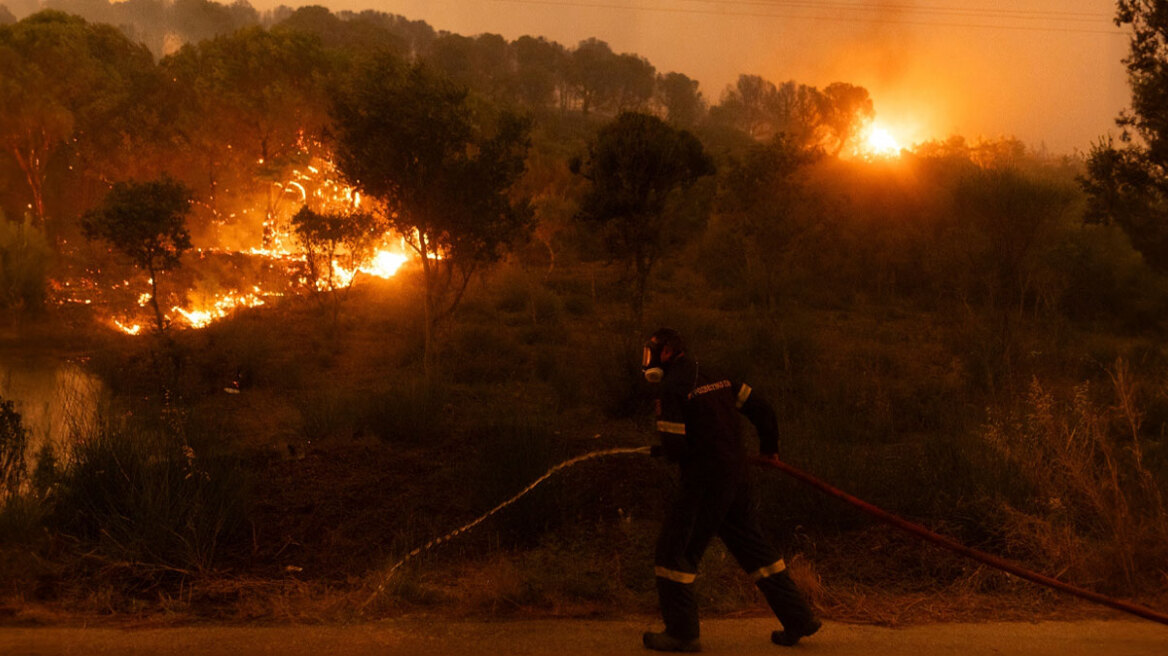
[821,0,916,89]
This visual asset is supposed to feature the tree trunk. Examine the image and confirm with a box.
[11,137,49,229]
[420,236,436,381]
[147,261,165,334]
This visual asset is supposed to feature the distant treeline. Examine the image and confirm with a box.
[0,2,879,232]
[4,1,1165,345]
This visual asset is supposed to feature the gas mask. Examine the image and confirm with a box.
[642,338,666,383]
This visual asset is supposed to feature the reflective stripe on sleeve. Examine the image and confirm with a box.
[656,420,687,435]
[749,559,786,581]
[736,384,753,409]
[655,566,697,584]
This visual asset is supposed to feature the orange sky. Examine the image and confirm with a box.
[252,1,1131,154]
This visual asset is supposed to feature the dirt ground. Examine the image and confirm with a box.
[2,618,1166,655]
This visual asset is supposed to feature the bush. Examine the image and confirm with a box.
[0,397,27,501]
[472,415,567,547]
[362,383,448,446]
[0,215,50,311]
[983,365,1168,593]
[446,323,526,384]
[493,268,565,325]
[49,412,249,575]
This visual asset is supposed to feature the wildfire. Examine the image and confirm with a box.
[864,125,902,158]
[171,288,269,329]
[111,319,142,335]
[68,152,415,336]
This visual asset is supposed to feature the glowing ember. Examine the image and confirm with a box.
[112,319,142,335]
[865,126,901,157]
[172,289,268,329]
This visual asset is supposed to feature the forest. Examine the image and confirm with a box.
[1,0,1166,624]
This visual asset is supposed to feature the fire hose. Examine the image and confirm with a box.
[361,446,1168,625]
[752,455,1168,626]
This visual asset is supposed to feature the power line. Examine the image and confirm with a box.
[686,0,1113,22]
[489,0,1129,36]
[686,0,1113,24]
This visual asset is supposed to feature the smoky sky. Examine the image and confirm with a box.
[238,0,1129,153]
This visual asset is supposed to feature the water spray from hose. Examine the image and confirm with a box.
[360,445,651,610]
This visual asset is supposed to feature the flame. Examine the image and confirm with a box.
[363,249,409,278]
[865,125,901,157]
[112,319,142,335]
[172,289,268,329]
[60,151,414,334]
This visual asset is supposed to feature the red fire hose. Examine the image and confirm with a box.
[753,456,1168,626]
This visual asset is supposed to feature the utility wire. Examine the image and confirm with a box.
[684,0,1112,22]
[489,0,1128,36]
[682,0,1111,23]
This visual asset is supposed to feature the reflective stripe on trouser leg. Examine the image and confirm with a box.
[655,566,697,584]
[749,559,786,581]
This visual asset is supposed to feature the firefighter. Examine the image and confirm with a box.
[641,328,820,652]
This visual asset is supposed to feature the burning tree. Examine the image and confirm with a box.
[290,204,381,294]
[331,56,533,376]
[81,177,194,334]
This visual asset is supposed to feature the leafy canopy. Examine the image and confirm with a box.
[81,176,194,275]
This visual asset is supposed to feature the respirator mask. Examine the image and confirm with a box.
[642,338,666,383]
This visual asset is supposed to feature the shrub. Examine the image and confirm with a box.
[0,397,27,501]
[362,383,448,446]
[49,412,249,576]
[0,397,36,545]
[493,267,565,325]
[472,415,566,546]
[0,215,50,311]
[446,323,526,384]
[983,365,1168,593]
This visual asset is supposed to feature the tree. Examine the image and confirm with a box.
[513,35,566,110]
[331,57,533,375]
[770,80,827,149]
[610,53,655,112]
[716,135,824,311]
[161,26,333,243]
[290,204,381,294]
[82,177,194,334]
[170,0,258,44]
[952,168,1075,381]
[274,5,406,55]
[1082,1,1168,273]
[820,82,874,156]
[656,72,705,128]
[0,212,50,310]
[711,74,778,139]
[573,112,714,326]
[0,11,154,229]
[568,37,615,114]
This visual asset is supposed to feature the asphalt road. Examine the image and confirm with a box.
[2,618,1166,655]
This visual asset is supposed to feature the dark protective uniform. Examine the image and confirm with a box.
[652,354,816,642]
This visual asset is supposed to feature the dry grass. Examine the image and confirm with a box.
[983,360,1168,594]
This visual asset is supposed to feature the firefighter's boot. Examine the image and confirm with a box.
[643,631,702,653]
[771,618,821,647]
